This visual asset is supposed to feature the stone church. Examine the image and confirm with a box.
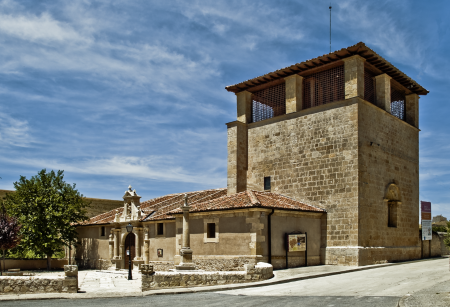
[75,42,428,269]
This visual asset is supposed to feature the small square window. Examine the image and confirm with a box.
[157,223,164,235]
[207,223,216,238]
[264,176,271,191]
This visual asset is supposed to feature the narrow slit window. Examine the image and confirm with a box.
[264,176,271,191]
[101,226,105,237]
[388,202,397,228]
[157,223,164,235]
[207,223,216,238]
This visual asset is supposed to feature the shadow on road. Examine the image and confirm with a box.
[2,293,401,307]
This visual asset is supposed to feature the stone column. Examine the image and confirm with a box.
[175,194,196,270]
[405,93,419,128]
[109,230,114,259]
[236,91,252,124]
[285,74,304,114]
[343,55,366,99]
[375,74,392,112]
[226,121,248,195]
[114,229,119,259]
[143,227,149,264]
[135,227,142,260]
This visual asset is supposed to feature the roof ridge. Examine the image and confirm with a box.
[247,190,260,206]
[142,188,228,221]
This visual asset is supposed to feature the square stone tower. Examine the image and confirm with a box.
[225,42,428,266]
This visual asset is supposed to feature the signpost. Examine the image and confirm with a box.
[421,201,432,241]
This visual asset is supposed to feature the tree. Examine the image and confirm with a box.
[0,209,21,275]
[444,221,450,249]
[4,169,89,270]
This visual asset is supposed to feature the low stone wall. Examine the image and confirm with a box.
[0,265,78,295]
[193,257,258,271]
[150,256,262,272]
[437,232,450,256]
[141,262,273,291]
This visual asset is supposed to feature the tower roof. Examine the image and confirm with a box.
[225,42,428,96]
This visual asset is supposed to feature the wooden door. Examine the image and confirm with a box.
[124,233,136,264]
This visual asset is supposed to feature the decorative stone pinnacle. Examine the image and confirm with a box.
[128,185,132,191]
[184,194,188,207]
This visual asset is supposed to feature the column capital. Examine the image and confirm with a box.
[342,54,366,63]
[374,73,392,81]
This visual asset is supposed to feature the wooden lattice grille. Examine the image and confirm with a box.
[391,83,406,121]
[303,65,344,109]
[251,83,286,123]
[364,69,377,105]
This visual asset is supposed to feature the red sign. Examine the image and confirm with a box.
[421,212,431,220]
[421,201,432,221]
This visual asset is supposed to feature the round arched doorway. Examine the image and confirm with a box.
[124,232,136,267]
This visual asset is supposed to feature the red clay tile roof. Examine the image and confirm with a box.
[80,189,325,226]
[79,188,227,225]
[169,190,326,214]
[225,42,428,96]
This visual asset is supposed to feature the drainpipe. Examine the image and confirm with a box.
[268,209,275,264]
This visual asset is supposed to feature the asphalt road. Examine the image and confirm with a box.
[4,258,449,307]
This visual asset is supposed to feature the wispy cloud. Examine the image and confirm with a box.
[0,112,33,147]
[0,155,225,187]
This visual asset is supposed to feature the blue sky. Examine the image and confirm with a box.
[0,0,449,218]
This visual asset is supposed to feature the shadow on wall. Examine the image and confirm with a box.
[75,238,110,269]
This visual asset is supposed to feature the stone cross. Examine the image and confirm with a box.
[175,194,196,270]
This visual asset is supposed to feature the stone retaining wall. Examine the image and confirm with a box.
[0,265,78,295]
[141,262,273,291]
[150,256,260,272]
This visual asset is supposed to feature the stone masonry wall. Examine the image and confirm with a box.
[0,265,78,295]
[141,262,273,291]
[245,99,359,254]
[358,99,421,263]
[150,256,259,272]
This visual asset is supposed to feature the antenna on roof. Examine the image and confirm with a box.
[329,4,332,53]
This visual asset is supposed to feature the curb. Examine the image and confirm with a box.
[0,257,445,301]
[397,295,407,307]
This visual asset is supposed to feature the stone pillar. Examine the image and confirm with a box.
[405,93,419,128]
[136,227,142,260]
[63,265,78,293]
[113,229,119,259]
[343,55,366,99]
[143,227,149,264]
[375,74,392,112]
[226,121,248,195]
[109,230,114,259]
[236,91,252,124]
[285,74,304,114]
[175,194,196,270]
